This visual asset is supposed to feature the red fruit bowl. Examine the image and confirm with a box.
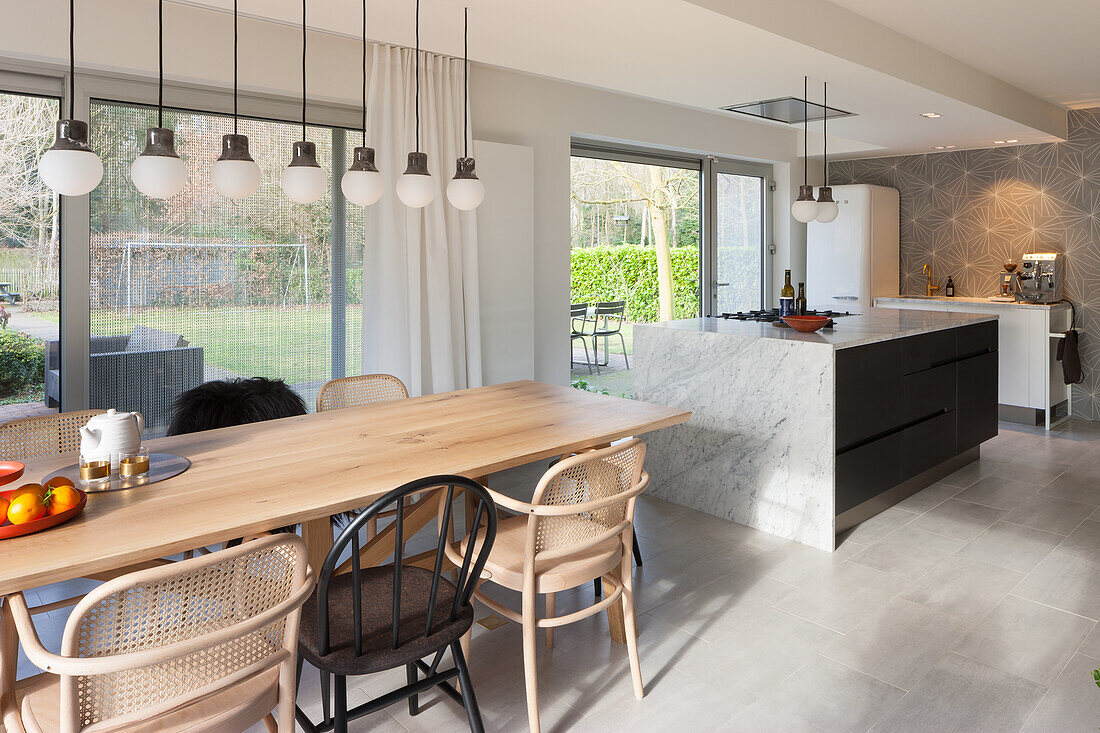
[0,484,87,540]
[782,315,831,333]
[0,461,25,487]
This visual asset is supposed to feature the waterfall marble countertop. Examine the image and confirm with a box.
[642,309,997,350]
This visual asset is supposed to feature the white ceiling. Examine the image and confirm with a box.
[171,0,1091,158]
[825,0,1100,109]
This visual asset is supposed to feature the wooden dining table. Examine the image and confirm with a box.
[0,380,689,729]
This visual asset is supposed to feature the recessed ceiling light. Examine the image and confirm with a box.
[921,112,941,118]
[1005,139,1018,143]
[933,146,945,150]
[994,140,1006,144]
[945,145,956,149]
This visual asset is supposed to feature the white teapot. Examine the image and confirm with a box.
[80,409,144,468]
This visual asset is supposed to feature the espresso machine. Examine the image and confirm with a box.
[1016,252,1063,303]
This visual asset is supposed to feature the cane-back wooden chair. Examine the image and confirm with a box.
[315,374,408,413]
[452,440,649,733]
[0,410,105,461]
[5,534,315,733]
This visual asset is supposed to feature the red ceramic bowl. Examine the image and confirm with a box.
[0,461,25,487]
[781,315,831,333]
[0,484,87,540]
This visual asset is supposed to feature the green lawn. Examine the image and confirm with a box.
[39,305,363,381]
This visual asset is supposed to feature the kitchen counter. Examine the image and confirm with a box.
[634,314,999,550]
[876,295,1067,310]
[648,309,997,349]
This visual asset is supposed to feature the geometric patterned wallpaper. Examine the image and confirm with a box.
[830,108,1100,419]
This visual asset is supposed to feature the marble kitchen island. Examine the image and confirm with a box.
[634,309,1000,550]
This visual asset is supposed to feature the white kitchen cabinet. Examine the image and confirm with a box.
[874,298,1073,428]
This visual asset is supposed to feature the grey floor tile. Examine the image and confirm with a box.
[906,499,1008,542]
[1013,551,1100,620]
[939,458,1006,489]
[954,475,1039,510]
[1077,621,1100,658]
[870,653,1045,733]
[1053,518,1100,563]
[757,537,866,589]
[955,521,1064,574]
[837,507,914,545]
[726,656,904,733]
[1020,653,1100,733]
[954,594,1094,685]
[901,555,1024,622]
[773,562,909,633]
[991,459,1068,486]
[645,567,795,641]
[893,481,962,515]
[1002,493,1094,535]
[823,597,968,690]
[1040,470,1100,506]
[847,526,964,578]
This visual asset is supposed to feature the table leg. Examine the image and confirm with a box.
[301,517,335,577]
[1,596,20,733]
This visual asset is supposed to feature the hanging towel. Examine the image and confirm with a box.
[1057,329,1083,385]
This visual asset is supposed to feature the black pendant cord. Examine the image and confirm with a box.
[361,0,366,146]
[68,0,75,120]
[414,0,421,154]
[822,82,827,187]
[301,0,307,140]
[462,6,468,159]
[232,0,238,134]
[157,0,164,128]
[802,75,808,186]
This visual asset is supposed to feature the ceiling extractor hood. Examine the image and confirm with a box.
[722,97,854,124]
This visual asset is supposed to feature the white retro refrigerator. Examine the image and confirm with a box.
[806,184,900,314]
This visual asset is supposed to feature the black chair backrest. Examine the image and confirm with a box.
[570,303,588,318]
[593,301,626,330]
[316,476,498,658]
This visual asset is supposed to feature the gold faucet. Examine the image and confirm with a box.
[923,264,940,296]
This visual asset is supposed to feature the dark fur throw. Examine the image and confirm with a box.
[167,377,307,437]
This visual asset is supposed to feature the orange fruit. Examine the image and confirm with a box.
[44,476,76,490]
[45,485,82,516]
[9,483,45,503]
[7,493,46,524]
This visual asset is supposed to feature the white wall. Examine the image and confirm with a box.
[3,0,809,387]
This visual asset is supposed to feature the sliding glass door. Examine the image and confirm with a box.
[709,160,770,315]
[88,100,362,434]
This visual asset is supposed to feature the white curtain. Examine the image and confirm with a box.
[361,44,481,396]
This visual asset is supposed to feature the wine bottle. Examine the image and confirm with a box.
[796,283,807,315]
[780,270,795,316]
[945,276,955,297]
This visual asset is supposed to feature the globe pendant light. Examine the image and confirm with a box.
[40,0,103,197]
[130,0,186,199]
[211,0,261,200]
[341,0,383,207]
[815,81,839,224]
[396,0,435,208]
[446,7,484,211]
[281,0,326,204]
[790,76,820,224]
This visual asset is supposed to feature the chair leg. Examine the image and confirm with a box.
[333,674,348,733]
[461,627,472,661]
[632,534,643,567]
[407,662,419,715]
[320,669,331,724]
[618,332,630,369]
[621,549,645,699]
[452,641,486,733]
[545,593,555,649]
[522,592,542,733]
[581,338,592,375]
[591,335,601,374]
[593,576,603,598]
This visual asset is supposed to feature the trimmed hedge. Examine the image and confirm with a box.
[571,245,699,323]
[0,330,45,397]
